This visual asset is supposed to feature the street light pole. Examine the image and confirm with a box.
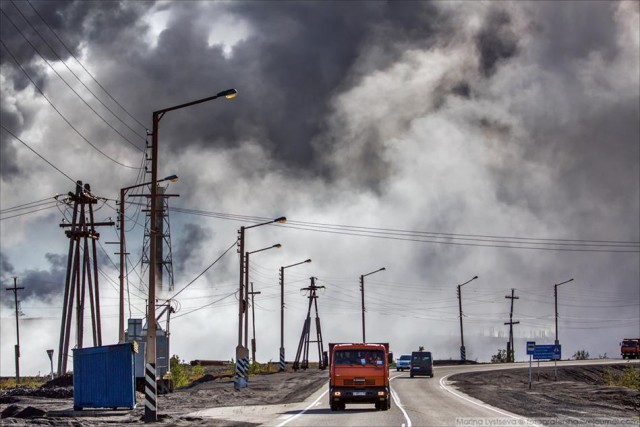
[245,244,281,350]
[145,88,236,423]
[279,259,311,372]
[119,175,177,344]
[360,267,385,343]
[457,275,478,362]
[235,217,285,390]
[553,278,573,380]
[554,278,574,345]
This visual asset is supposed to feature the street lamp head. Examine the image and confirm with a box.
[274,216,287,223]
[472,275,478,280]
[273,244,282,249]
[217,88,238,99]
[380,267,386,271]
[161,174,179,182]
[305,259,312,263]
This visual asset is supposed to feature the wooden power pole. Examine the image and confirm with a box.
[6,277,24,384]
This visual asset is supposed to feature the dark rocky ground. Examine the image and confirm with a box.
[450,363,639,424]
[1,363,638,425]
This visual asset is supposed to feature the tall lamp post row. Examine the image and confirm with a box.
[235,216,286,389]
[144,88,237,423]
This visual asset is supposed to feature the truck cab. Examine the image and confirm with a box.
[329,343,391,411]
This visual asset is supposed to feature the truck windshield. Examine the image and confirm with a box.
[334,349,385,366]
[622,340,637,346]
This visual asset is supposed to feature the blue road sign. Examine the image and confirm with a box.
[533,344,561,360]
[526,341,536,355]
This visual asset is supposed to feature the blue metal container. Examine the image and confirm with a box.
[73,342,136,410]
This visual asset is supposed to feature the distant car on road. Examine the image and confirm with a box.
[396,354,411,371]
[410,351,433,378]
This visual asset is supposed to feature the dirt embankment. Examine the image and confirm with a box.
[0,368,329,426]
[451,363,639,422]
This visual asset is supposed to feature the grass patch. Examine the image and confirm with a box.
[604,365,640,391]
[170,355,206,388]
[0,376,48,390]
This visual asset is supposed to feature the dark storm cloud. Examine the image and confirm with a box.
[0,252,15,275]
[0,252,66,304]
[172,222,213,276]
[475,8,519,77]
[84,1,451,179]
[531,0,620,67]
[0,0,152,180]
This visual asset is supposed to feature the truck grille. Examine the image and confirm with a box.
[344,378,375,386]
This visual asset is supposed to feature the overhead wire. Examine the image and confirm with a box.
[3,2,146,149]
[0,40,142,169]
[25,0,148,131]
[167,207,640,253]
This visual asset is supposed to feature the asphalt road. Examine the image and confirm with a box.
[190,359,634,426]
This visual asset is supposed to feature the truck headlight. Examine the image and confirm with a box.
[333,391,341,397]
[377,391,385,396]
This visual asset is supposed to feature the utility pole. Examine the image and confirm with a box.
[6,278,24,384]
[457,276,478,361]
[57,181,113,376]
[504,288,520,363]
[293,277,326,371]
[248,282,261,363]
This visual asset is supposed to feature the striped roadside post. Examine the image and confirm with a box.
[144,362,156,420]
[235,345,249,389]
[279,347,286,372]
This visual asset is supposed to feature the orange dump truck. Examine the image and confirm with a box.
[328,343,392,411]
[621,338,640,359]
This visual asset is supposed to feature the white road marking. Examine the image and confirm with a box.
[439,373,536,423]
[276,388,329,427]
[390,373,412,427]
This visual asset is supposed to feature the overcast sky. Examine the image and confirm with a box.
[1,0,638,376]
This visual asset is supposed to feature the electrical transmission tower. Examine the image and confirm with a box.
[57,181,113,375]
[504,288,520,363]
[141,185,178,295]
[293,277,326,371]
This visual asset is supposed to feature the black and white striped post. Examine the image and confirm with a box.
[235,345,249,389]
[144,363,156,419]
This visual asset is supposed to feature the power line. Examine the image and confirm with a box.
[166,207,640,253]
[3,2,146,148]
[0,40,142,169]
[0,124,78,184]
[26,0,148,131]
